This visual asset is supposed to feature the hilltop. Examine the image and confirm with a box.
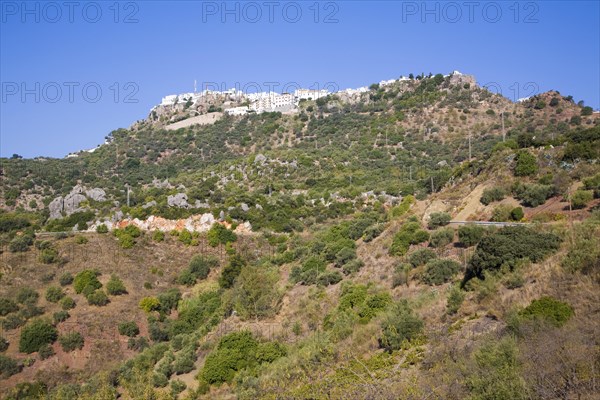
[0,72,599,399]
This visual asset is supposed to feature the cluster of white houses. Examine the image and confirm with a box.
[158,72,468,117]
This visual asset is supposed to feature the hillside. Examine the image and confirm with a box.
[1,72,599,399]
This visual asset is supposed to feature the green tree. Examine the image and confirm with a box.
[514,150,538,176]
[232,265,281,319]
[219,254,246,289]
[378,300,424,352]
[19,319,58,353]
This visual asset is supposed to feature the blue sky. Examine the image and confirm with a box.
[1,1,599,158]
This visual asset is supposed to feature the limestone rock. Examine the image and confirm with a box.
[85,188,106,201]
[167,193,190,208]
[48,197,64,219]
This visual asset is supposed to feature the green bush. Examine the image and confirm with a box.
[429,228,454,248]
[446,285,465,315]
[458,224,484,247]
[0,355,20,378]
[466,227,560,282]
[178,229,192,245]
[514,150,538,176]
[342,259,365,275]
[58,332,84,352]
[152,230,165,242]
[379,300,424,352]
[362,224,384,242]
[423,259,462,285]
[200,331,259,385]
[511,207,524,221]
[408,248,437,267]
[207,223,237,247]
[519,296,574,327]
[316,271,343,286]
[139,297,160,313]
[2,315,25,330]
[583,173,600,198]
[38,344,55,360]
[0,298,19,316]
[571,190,593,209]
[96,224,108,234]
[106,275,127,295]
[428,212,451,229]
[256,342,287,363]
[75,235,88,244]
[73,270,102,294]
[53,311,70,324]
[0,337,8,352]
[219,254,246,288]
[188,255,218,282]
[60,297,76,310]
[389,222,429,256]
[232,265,281,320]
[19,319,58,353]
[9,235,33,252]
[39,247,60,264]
[86,290,109,306]
[45,286,64,303]
[513,183,554,207]
[127,337,149,352]
[480,187,506,205]
[59,272,74,286]
[492,204,514,222]
[118,321,140,337]
[16,287,39,305]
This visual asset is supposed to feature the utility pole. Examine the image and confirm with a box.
[409,165,412,181]
[430,176,434,193]
[501,111,505,142]
[468,134,472,162]
[126,184,130,207]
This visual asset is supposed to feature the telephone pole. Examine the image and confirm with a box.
[501,111,505,142]
[468,134,472,161]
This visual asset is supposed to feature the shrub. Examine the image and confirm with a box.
[256,342,286,364]
[389,222,429,256]
[39,247,60,264]
[232,265,281,320]
[428,212,451,229]
[2,315,25,330]
[200,331,258,385]
[492,204,514,222]
[106,275,127,295]
[189,255,217,281]
[408,248,437,267]
[45,286,64,303]
[219,254,246,289]
[0,355,20,378]
[519,296,574,327]
[583,173,600,198]
[0,337,8,352]
[423,259,462,285]
[458,224,485,247]
[59,272,74,286]
[480,187,506,205]
[118,321,140,337]
[75,235,88,244]
[152,230,165,242]
[127,337,149,352]
[342,259,365,275]
[73,270,102,294]
[9,235,33,252]
[38,344,55,360]
[363,224,384,242]
[207,223,237,247]
[60,297,76,310]
[178,229,192,245]
[429,228,454,248]
[465,227,560,282]
[446,285,465,315]
[117,233,135,249]
[86,290,109,306]
[571,190,593,209]
[581,106,593,116]
[511,207,524,221]
[379,301,424,352]
[139,297,161,313]
[334,247,357,268]
[96,224,108,234]
[16,287,39,305]
[513,183,554,207]
[53,311,70,324]
[58,332,84,352]
[0,298,19,316]
[514,150,538,176]
[157,288,182,313]
[317,271,343,286]
[289,255,326,285]
[19,319,58,353]
[172,350,196,375]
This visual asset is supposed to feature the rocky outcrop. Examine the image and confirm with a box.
[85,188,106,201]
[167,193,190,208]
[49,197,64,219]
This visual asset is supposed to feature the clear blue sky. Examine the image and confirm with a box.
[1,1,599,158]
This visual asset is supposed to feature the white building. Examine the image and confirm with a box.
[225,106,250,116]
[294,89,329,101]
